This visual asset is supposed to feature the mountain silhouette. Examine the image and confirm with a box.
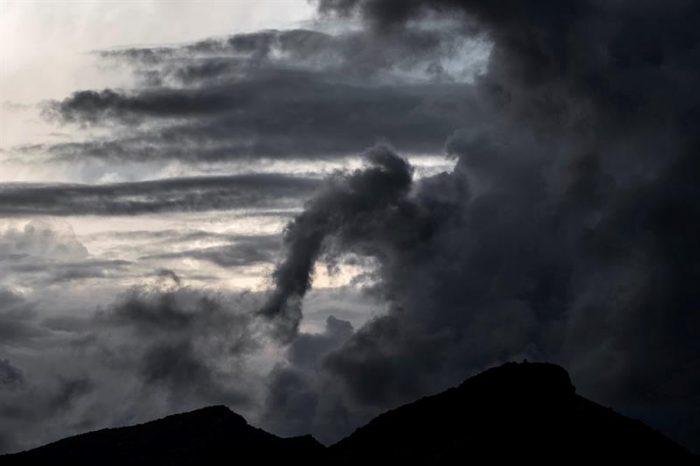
[0,405,325,466]
[331,362,697,464]
[2,362,696,465]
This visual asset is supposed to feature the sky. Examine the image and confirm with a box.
[1,0,699,455]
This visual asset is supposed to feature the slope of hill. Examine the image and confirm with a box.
[1,405,326,466]
[331,362,696,464]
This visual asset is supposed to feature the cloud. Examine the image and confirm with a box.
[141,235,282,268]
[138,340,250,407]
[259,144,413,341]
[21,26,488,165]
[0,273,385,454]
[254,0,700,450]
[46,376,96,414]
[0,221,136,292]
[0,289,48,345]
[0,283,265,454]
[0,360,25,390]
[92,286,264,418]
[37,79,477,163]
[0,174,317,216]
[0,220,87,259]
[99,28,488,86]
[261,315,357,441]
[0,288,100,450]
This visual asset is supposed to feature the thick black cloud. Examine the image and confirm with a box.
[320,0,700,134]
[258,0,700,450]
[259,144,413,340]
[0,174,317,216]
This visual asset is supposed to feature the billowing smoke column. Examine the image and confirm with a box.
[262,0,700,449]
[259,144,413,340]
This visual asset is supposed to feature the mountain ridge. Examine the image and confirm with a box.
[330,362,696,463]
[1,402,326,466]
[2,362,697,465]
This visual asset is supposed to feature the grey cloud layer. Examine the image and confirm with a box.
[0,221,134,296]
[142,235,282,268]
[0,221,87,259]
[100,27,486,85]
[30,27,484,163]
[0,285,263,453]
[0,174,317,216]
[42,79,476,162]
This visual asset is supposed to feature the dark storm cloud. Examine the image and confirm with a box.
[47,88,230,123]
[255,0,700,450]
[259,144,413,340]
[320,0,700,134]
[0,174,317,216]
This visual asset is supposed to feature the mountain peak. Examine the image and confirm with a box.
[458,361,576,397]
[169,404,244,421]
[331,361,695,463]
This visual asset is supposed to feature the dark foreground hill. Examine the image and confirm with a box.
[0,405,326,466]
[331,362,697,464]
[2,362,696,465]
